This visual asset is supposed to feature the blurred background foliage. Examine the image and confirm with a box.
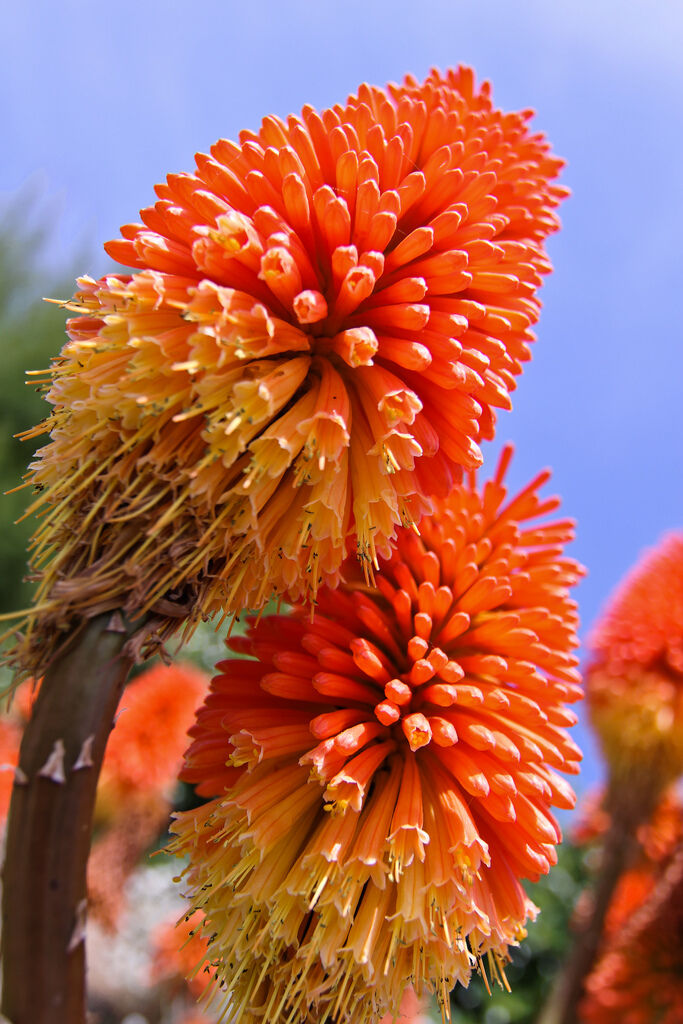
[0,189,80,616]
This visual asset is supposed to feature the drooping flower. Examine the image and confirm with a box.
[579,789,683,1024]
[586,532,683,813]
[14,67,567,676]
[172,445,583,1024]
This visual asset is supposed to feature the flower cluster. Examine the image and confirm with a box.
[17,67,566,676]
[172,446,583,1023]
[586,532,683,803]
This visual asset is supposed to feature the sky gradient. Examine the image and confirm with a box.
[2,0,682,790]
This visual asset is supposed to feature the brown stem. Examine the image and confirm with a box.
[1,612,136,1024]
[536,782,657,1024]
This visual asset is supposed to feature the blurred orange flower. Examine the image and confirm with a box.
[172,445,583,1023]
[89,661,208,927]
[1,664,208,931]
[97,661,208,816]
[379,986,427,1024]
[574,785,683,937]
[0,716,21,822]
[151,909,215,1001]
[586,532,683,810]
[580,789,683,1024]
[16,67,566,676]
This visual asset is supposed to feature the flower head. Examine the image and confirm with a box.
[172,445,583,1023]
[586,532,683,806]
[574,785,683,937]
[16,67,566,675]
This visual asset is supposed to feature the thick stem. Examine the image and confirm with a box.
[1,612,135,1024]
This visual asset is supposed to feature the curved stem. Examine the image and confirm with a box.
[1,612,135,1024]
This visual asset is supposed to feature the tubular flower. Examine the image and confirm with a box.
[379,987,426,1024]
[15,66,566,675]
[586,532,683,803]
[172,445,583,1024]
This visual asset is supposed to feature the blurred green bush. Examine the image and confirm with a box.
[0,192,81,614]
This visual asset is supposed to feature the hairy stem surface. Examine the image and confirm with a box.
[2,612,135,1024]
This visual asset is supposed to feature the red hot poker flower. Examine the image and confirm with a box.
[172,445,583,1024]
[16,67,566,676]
[586,532,683,808]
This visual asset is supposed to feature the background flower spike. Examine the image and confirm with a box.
[539,531,683,1024]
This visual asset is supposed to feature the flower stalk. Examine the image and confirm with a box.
[1,612,136,1024]
[535,789,646,1024]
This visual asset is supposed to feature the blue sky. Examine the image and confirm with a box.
[2,0,683,791]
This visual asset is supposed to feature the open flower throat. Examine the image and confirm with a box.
[18,67,565,673]
[173,448,583,1023]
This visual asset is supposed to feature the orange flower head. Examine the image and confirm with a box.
[586,532,683,802]
[96,661,208,819]
[15,67,566,676]
[172,445,583,1024]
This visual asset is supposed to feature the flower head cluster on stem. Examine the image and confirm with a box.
[12,67,566,678]
[586,532,683,816]
[172,445,583,1024]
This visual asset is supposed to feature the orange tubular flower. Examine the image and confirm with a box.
[15,67,566,675]
[574,786,683,938]
[586,532,683,808]
[172,445,583,1024]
